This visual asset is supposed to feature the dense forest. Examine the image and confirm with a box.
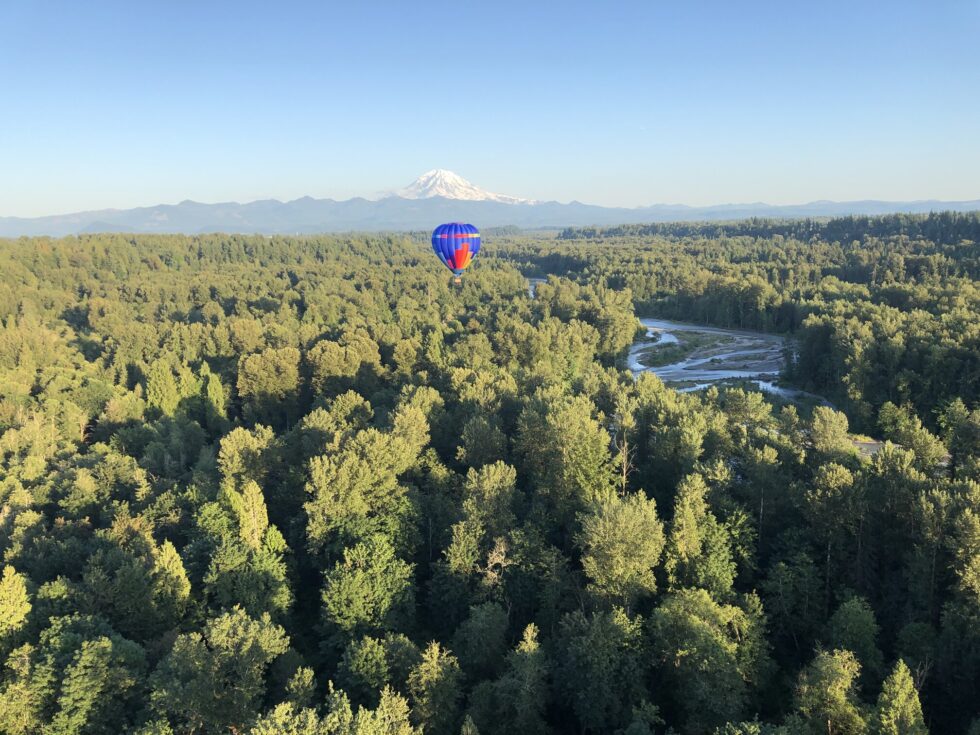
[0,214,978,734]
[530,212,980,431]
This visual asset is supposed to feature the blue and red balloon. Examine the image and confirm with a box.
[431,222,480,280]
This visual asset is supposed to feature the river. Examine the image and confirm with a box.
[628,318,828,404]
[529,277,826,403]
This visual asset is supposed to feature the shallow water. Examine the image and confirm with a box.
[631,318,783,383]
[629,318,831,405]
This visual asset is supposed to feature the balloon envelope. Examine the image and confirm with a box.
[431,223,480,277]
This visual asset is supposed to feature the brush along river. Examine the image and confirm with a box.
[528,277,883,456]
[628,319,885,457]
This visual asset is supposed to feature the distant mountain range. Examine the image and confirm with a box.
[2,169,978,237]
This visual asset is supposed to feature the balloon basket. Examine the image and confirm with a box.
[453,276,462,286]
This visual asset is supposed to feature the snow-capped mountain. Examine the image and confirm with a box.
[2,171,978,236]
[390,169,538,205]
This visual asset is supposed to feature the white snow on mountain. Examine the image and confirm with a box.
[388,169,538,204]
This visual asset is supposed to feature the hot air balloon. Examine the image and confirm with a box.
[431,222,480,284]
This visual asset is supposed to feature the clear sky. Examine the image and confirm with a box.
[2,0,978,216]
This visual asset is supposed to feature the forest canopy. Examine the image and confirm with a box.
[0,213,978,734]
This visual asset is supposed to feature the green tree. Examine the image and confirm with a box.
[218,424,277,492]
[461,462,518,540]
[359,685,420,735]
[0,615,147,735]
[451,602,509,680]
[152,540,191,624]
[233,480,270,550]
[804,463,859,616]
[407,642,463,735]
[251,685,420,735]
[576,491,665,609]
[46,637,146,735]
[0,644,44,735]
[555,608,646,733]
[322,536,414,641]
[663,473,736,599]
[339,636,389,706]
[145,359,181,416]
[939,398,980,479]
[250,702,329,734]
[649,589,770,733]
[456,415,508,468]
[307,339,361,396]
[879,402,946,473]
[826,597,883,687]
[202,366,229,434]
[761,549,823,659]
[0,565,31,641]
[810,407,855,460]
[517,389,615,536]
[792,649,868,735]
[237,346,302,428]
[618,700,665,735]
[203,533,293,620]
[149,606,289,733]
[872,660,927,735]
[305,422,423,558]
[492,624,550,735]
[79,515,191,640]
[285,665,317,709]
[338,633,421,708]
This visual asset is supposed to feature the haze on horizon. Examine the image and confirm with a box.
[2,0,978,218]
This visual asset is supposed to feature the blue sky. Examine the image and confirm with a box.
[1,0,978,216]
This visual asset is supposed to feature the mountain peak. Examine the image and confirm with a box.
[391,169,537,204]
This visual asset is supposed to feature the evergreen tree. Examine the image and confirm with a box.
[826,597,883,687]
[151,540,191,624]
[202,366,229,434]
[451,602,509,680]
[339,635,391,707]
[804,464,859,616]
[249,702,329,734]
[145,359,181,416]
[872,660,927,735]
[810,407,855,460]
[664,473,736,599]
[0,615,147,735]
[493,624,550,735]
[236,480,270,549]
[237,346,302,428]
[517,389,616,536]
[879,402,946,473]
[461,462,518,540]
[792,649,868,735]
[407,642,463,735]
[46,637,146,735]
[0,565,31,640]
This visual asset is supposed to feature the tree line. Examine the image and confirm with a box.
[557,211,980,247]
